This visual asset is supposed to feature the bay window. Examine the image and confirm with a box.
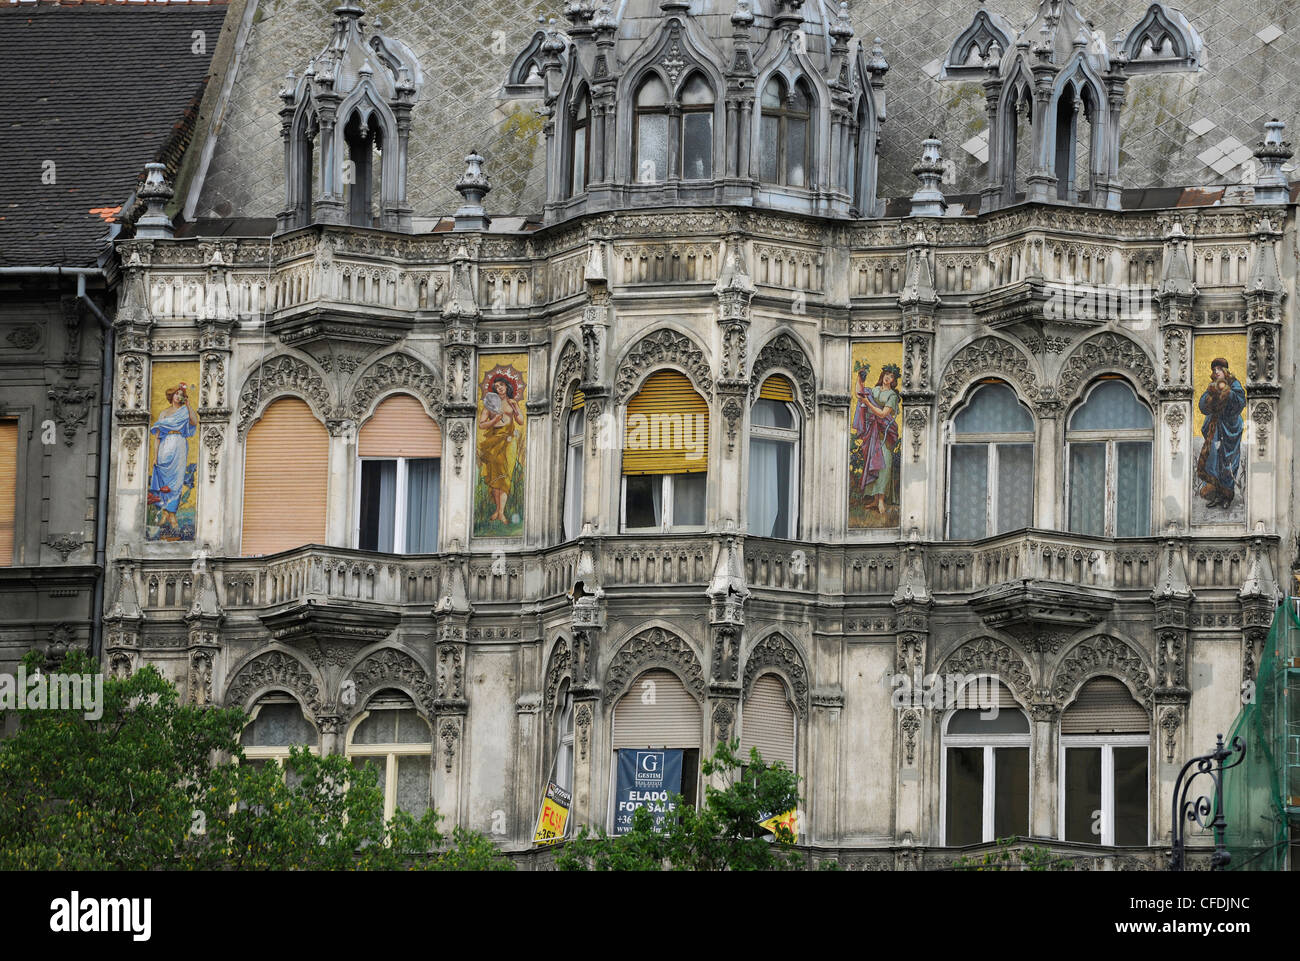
[760,76,813,188]
[947,381,1035,539]
[1060,677,1150,846]
[748,375,800,539]
[1066,379,1153,538]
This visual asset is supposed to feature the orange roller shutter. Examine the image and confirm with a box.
[358,394,442,458]
[0,420,16,566]
[758,374,795,403]
[242,398,329,556]
[622,370,710,476]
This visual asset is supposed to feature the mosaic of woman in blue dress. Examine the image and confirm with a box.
[1196,358,1246,510]
[148,383,198,532]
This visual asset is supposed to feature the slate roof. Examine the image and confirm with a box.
[193,0,1300,222]
[0,1,230,267]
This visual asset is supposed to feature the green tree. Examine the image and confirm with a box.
[0,650,510,871]
[556,740,802,871]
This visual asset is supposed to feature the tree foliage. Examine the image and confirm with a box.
[0,650,510,871]
[556,740,803,871]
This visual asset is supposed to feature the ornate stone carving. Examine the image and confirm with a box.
[189,649,214,706]
[937,337,1038,417]
[552,340,584,419]
[1160,707,1181,764]
[1059,331,1158,400]
[436,644,465,702]
[237,355,330,432]
[202,426,223,483]
[742,634,809,717]
[905,407,927,463]
[201,353,226,410]
[1252,401,1272,458]
[900,710,921,766]
[615,329,714,403]
[749,332,815,416]
[1051,635,1154,707]
[5,326,39,350]
[46,534,83,562]
[448,422,468,475]
[225,650,323,717]
[575,704,592,760]
[604,627,705,702]
[1164,405,1185,456]
[722,396,743,453]
[47,384,96,446]
[122,428,143,483]
[439,720,459,772]
[350,647,435,713]
[544,639,571,716]
[348,353,442,421]
[941,637,1033,703]
[712,701,735,744]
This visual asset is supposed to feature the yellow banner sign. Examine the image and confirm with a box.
[534,781,572,845]
[758,809,799,844]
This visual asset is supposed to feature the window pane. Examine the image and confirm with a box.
[636,75,668,106]
[749,438,793,538]
[752,399,795,430]
[244,702,315,747]
[405,459,439,553]
[948,708,1029,735]
[637,114,668,183]
[394,708,430,744]
[351,755,386,798]
[760,115,780,183]
[564,442,584,541]
[786,117,808,186]
[993,747,1030,839]
[1064,747,1102,843]
[949,445,989,539]
[682,111,713,180]
[672,472,707,527]
[1069,380,1152,431]
[354,710,398,745]
[946,747,984,846]
[995,444,1034,534]
[625,475,662,529]
[1068,443,1106,537]
[954,383,1034,434]
[761,77,783,108]
[397,755,431,818]
[1113,746,1148,846]
[1115,442,1151,537]
[791,81,811,112]
[571,125,587,194]
[359,460,397,552]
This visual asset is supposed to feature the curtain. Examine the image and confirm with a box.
[1116,442,1151,537]
[996,443,1034,533]
[949,444,988,539]
[397,755,432,818]
[564,442,584,541]
[404,458,439,553]
[359,460,397,552]
[748,438,781,537]
[672,473,707,527]
[624,476,662,529]
[1068,443,1106,536]
[1069,380,1151,431]
[955,383,1034,433]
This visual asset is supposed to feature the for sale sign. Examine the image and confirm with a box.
[613,749,682,836]
[533,781,572,845]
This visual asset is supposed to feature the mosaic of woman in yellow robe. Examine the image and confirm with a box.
[478,372,525,524]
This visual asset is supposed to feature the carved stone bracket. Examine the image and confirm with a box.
[202,426,223,483]
[48,384,96,447]
[448,422,469,475]
[900,709,922,766]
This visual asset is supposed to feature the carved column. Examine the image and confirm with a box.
[185,554,224,707]
[707,532,746,792]
[714,234,754,529]
[441,246,480,550]
[580,241,612,535]
[112,254,155,551]
[1245,217,1284,528]
[197,316,235,551]
[569,557,605,831]
[103,558,144,678]
[899,232,938,536]
[1156,219,1197,531]
[1152,529,1193,842]
[434,562,471,827]
[891,530,931,843]
[1240,530,1280,687]
[1024,60,1057,203]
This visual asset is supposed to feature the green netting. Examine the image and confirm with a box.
[1223,601,1293,871]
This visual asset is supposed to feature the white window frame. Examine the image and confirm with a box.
[563,411,584,542]
[945,435,1035,539]
[1063,381,1154,538]
[748,399,801,540]
[556,693,575,793]
[1058,734,1150,847]
[939,709,1032,846]
[353,456,440,554]
[345,704,435,823]
[240,697,321,765]
[619,473,707,534]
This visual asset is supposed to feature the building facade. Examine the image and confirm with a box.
[103,0,1298,867]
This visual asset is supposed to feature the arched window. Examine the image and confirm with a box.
[759,76,813,188]
[569,93,591,196]
[947,382,1035,539]
[748,375,800,539]
[1060,677,1149,846]
[241,694,320,783]
[1066,380,1153,538]
[941,683,1030,845]
[634,75,670,184]
[679,73,714,180]
[243,397,329,556]
[346,690,433,822]
[555,688,575,793]
[622,371,709,532]
[563,389,585,541]
[356,393,442,554]
[611,668,701,833]
[740,673,796,770]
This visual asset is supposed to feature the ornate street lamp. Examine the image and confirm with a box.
[1168,733,1246,871]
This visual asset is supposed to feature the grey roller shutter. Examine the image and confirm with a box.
[1061,677,1150,733]
[611,669,701,749]
[740,674,796,769]
[952,678,1020,709]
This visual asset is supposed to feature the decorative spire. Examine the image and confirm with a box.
[910,135,948,217]
[731,0,754,28]
[867,37,889,78]
[135,162,174,240]
[830,1,854,49]
[453,149,492,231]
[1159,219,1196,297]
[1253,118,1294,205]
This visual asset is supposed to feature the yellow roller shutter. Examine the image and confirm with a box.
[759,374,795,403]
[1061,677,1150,734]
[572,389,585,411]
[611,669,702,749]
[622,371,710,476]
[242,398,329,556]
[359,394,442,458]
[741,674,796,769]
[0,420,16,566]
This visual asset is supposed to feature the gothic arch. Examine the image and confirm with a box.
[236,352,333,434]
[1120,3,1203,72]
[749,330,816,418]
[603,624,706,703]
[544,635,572,717]
[1057,331,1158,404]
[344,645,436,717]
[507,29,550,88]
[742,631,809,718]
[936,334,1042,418]
[552,337,585,421]
[224,647,325,720]
[346,351,443,423]
[935,635,1035,706]
[942,8,1014,78]
[614,327,715,404]
[1049,634,1155,710]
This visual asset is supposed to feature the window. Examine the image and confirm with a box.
[1067,380,1153,538]
[610,669,701,832]
[563,391,585,541]
[242,398,329,556]
[0,419,15,566]
[569,93,591,196]
[1060,677,1150,846]
[942,691,1030,845]
[356,394,441,554]
[634,75,670,183]
[241,695,320,779]
[748,376,800,539]
[947,382,1035,539]
[679,73,714,180]
[346,692,433,822]
[621,370,709,531]
[555,690,575,793]
[741,673,796,770]
[759,76,813,187]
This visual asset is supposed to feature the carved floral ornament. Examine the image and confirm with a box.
[603,627,706,703]
[1050,635,1155,709]
[742,633,809,718]
[224,649,325,719]
[346,352,443,422]
[237,354,332,433]
[348,647,436,715]
[1057,331,1158,402]
[614,329,714,404]
[551,340,584,420]
[749,332,816,417]
[936,336,1040,418]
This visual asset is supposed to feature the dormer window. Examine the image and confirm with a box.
[569,94,591,196]
[760,77,812,188]
[635,75,670,183]
[679,73,714,180]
